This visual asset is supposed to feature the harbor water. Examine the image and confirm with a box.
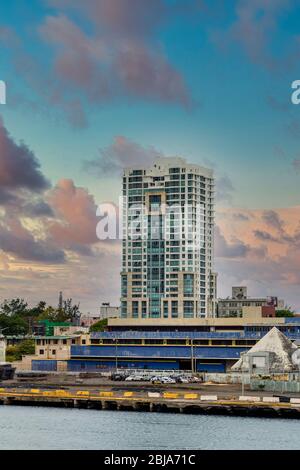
[1,406,300,449]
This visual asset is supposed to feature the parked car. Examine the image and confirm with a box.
[140,375,151,381]
[189,376,203,383]
[151,376,163,384]
[125,374,144,381]
[175,376,189,383]
[160,376,176,384]
[111,373,127,381]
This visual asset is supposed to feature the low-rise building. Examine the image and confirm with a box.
[81,303,120,327]
[232,327,298,374]
[33,320,71,336]
[99,303,120,320]
[13,332,89,372]
[217,286,284,317]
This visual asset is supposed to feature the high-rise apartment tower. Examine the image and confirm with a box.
[120,157,217,319]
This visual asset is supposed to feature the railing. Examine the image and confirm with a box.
[114,368,193,376]
[91,330,300,340]
[91,331,264,340]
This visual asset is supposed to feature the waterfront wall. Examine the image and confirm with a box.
[2,388,300,418]
[251,379,300,393]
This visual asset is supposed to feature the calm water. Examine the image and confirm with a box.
[0,406,300,449]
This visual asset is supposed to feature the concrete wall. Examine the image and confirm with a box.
[204,372,251,384]
[251,378,300,393]
[13,355,34,371]
[108,312,285,328]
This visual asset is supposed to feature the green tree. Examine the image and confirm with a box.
[90,319,108,332]
[0,299,50,335]
[0,312,28,335]
[275,307,295,317]
[28,301,47,318]
[6,339,35,362]
[1,298,28,316]
[0,297,82,336]
[63,298,81,323]
[37,305,59,322]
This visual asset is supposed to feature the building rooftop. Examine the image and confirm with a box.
[34,335,81,340]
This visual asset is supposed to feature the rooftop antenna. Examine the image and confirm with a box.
[58,291,63,311]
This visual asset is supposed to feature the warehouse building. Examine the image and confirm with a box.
[19,307,300,374]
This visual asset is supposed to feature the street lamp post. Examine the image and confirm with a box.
[242,370,245,396]
[191,339,194,373]
[115,337,118,371]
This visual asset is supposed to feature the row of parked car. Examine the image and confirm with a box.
[110,372,203,384]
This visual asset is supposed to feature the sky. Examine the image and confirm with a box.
[0,0,300,312]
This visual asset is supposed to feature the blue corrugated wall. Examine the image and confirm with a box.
[71,345,247,360]
[32,360,57,371]
[67,360,180,371]
[197,362,226,373]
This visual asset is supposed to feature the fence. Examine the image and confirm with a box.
[203,372,251,384]
[250,372,300,393]
[91,330,300,340]
[91,331,261,340]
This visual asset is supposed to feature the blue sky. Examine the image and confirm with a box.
[0,0,300,311]
[1,0,300,209]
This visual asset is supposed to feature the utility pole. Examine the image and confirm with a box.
[115,337,118,371]
[58,291,63,311]
[242,370,245,396]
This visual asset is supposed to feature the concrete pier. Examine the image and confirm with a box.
[1,387,300,418]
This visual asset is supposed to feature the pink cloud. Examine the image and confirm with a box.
[115,42,191,107]
[37,2,193,114]
[0,1,197,126]
[211,0,292,67]
[47,179,99,248]
[47,0,169,39]
[84,135,163,175]
[216,206,300,309]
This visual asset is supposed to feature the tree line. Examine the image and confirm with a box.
[0,298,81,336]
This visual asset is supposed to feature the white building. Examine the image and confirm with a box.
[232,327,297,374]
[121,157,216,319]
[99,303,120,320]
[81,304,120,327]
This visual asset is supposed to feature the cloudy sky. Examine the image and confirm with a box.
[0,0,300,312]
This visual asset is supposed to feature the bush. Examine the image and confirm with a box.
[5,339,35,362]
[89,319,108,332]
